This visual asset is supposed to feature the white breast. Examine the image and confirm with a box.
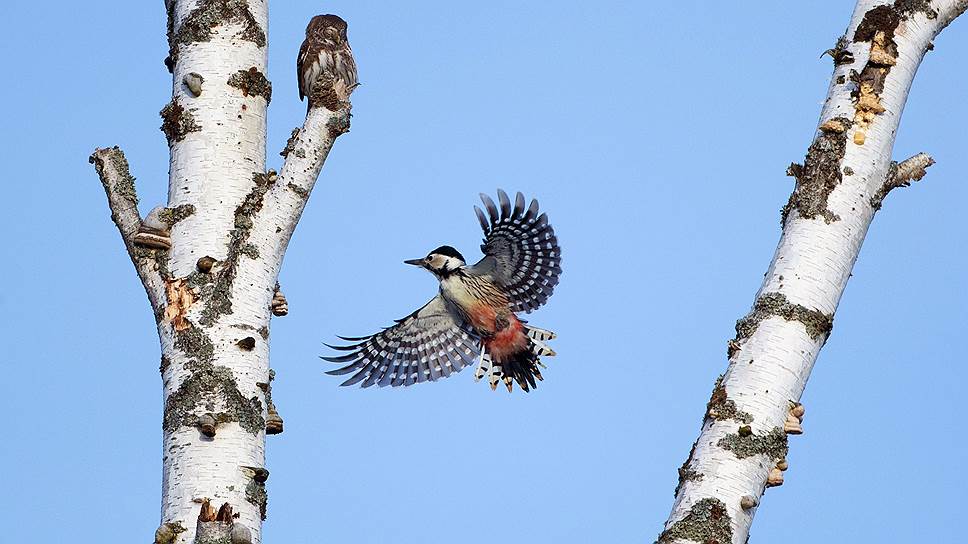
[440,276,476,308]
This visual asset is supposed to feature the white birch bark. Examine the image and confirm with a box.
[659,2,966,543]
[91,1,352,542]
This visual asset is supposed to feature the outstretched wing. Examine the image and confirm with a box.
[472,190,561,313]
[323,295,481,387]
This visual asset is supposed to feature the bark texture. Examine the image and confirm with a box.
[92,1,352,542]
[660,2,966,543]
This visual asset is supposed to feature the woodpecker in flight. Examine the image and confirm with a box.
[324,190,561,392]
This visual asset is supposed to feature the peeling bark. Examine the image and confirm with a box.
[660,2,965,542]
[91,2,353,542]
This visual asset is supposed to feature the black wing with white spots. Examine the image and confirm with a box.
[473,190,561,313]
[323,295,481,387]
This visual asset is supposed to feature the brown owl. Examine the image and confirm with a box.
[297,14,359,107]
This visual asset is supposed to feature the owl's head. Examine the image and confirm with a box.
[307,14,348,45]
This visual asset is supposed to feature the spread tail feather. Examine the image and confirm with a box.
[474,325,556,392]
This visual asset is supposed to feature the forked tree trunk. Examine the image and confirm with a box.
[659,2,966,543]
[90,2,351,543]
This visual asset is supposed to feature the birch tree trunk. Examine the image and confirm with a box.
[659,2,966,543]
[90,2,352,542]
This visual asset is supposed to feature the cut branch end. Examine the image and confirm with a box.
[870,152,934,210]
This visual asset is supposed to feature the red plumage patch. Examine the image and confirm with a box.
[467,304,528,362]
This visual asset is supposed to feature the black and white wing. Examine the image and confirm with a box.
[472,190,562,313]
[323,295,481,387]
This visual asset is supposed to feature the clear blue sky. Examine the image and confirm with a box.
[2,1,966,542]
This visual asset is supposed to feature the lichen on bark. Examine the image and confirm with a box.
[160,97,201,144]
[165,320,264,434]
[198,172,275,326]
[705,375,753,424]
[718,427,789,461]
[245,479,268,520]
[168,0,266,70]
[174,322,215,363]
[240,243,259,259]
[781,116,852,225]
[163,356,265,434]
[327,111,353,139]
[734,292,834,343]
[154,520,186,544]
[657,498,733,544]
[101,148,138,203]
[159,204,196,228]
[228,67,272,103]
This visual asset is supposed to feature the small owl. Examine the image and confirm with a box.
[297,14,359,107]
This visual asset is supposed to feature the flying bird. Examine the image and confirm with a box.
[324,190,562,392]
[297,14,359,106]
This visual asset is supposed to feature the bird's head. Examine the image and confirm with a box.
[405,246,466,278]
[307,14,348,45]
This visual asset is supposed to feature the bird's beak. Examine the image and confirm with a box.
[404,258,425,267]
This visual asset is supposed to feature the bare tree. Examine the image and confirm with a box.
[659,1,966,543]
[90,2,353,542]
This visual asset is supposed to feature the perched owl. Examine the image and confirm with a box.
[297,14,359,106]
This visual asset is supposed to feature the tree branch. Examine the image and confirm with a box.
[237,77,353,299]
[271,97,351,258]
[870,152,935,210]
[660,1,967,542]
[89,146,167,312]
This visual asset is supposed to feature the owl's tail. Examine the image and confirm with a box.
[474,325,556,392]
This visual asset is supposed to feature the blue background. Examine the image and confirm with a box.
[2,1,965,542]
